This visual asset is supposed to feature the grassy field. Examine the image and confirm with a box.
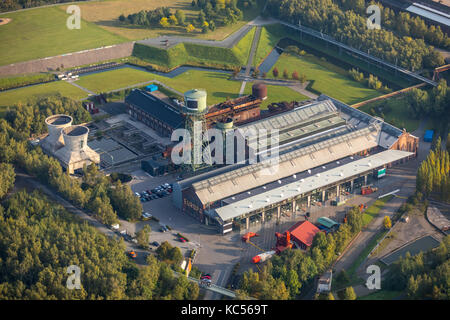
[359,95,420,132]
[267,53,382,105]
[0,81,87,110]
[76,67,244,105]
[0,6,127,66]
[132,27,256,70]
[61,0,262,41]
[254,24,413,89]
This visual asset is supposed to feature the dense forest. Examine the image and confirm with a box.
[265,0,445,71]
[237,206,365,299]
[0,95,142,226]
[0,0,84,13]
[0,190,199,299]
[336,0,450,49]
[384,235,450,299]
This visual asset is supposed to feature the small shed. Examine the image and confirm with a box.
[317,217,340,230]
[145,84,159,92]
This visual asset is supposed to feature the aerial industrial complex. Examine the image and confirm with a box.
[172,94,418,234]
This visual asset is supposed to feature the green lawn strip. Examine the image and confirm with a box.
[254,24,286,67]
[267,53,381,105]
[361,195,394,227]
[357,289,403,300]
[0,81,88,108]
[243,83,309,109]
[358,96,420,132]
[346,229,390,283]
[0,73,55,91]
[0,7,126,66]
[232,26,256,66]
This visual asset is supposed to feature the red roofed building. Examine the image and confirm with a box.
[287,220,320,250]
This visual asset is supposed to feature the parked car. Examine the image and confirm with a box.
[142,212,152,220]
[179,237,187,243]
[152,241,160,247]
[128,250,137,259]
[135,192,140,197]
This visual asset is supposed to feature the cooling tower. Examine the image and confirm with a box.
[54,125,100,174]
[41,114,73,153]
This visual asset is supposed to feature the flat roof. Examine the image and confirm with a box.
[406,3,450,26]
[214,149,413,222]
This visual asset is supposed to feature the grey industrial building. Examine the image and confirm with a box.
[173,95,419,234]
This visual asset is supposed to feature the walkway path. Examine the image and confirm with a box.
[239,26,261,96]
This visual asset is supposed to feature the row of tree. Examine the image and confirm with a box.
[384,235,449,299]
[0,190,199,299]
[192,0,245,27]
[0,0,84,12]
[349,68,391,93]
[265,0,445,71]
[416,137,450,202]
[237,205,365,299]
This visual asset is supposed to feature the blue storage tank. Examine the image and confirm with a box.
[424,130,434,142]
[145,84,158,92]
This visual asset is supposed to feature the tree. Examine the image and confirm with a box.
[185,24,195,33]
[0,163,15,198]
[119,14,126,22]
[342,286,357,300]
[175,10,185,26]
[136,225,151,249]
[168,14,178,26]
[299,74,307,84]
[384,216,392,230]
[159,17,170,28]
[272,67,279,78]
[209,20,216,31]
[283,69,289,79]
[292,71,299,80]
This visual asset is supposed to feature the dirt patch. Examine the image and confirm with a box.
[0,18,12,26]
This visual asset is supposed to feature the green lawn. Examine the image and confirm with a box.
[0,81,87,112]
[254,24,287,67]
[76,67,244,106]
[359,96,420,132]
[267,53,382,105]
[0,6,127,66]
[243,83,309,109]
